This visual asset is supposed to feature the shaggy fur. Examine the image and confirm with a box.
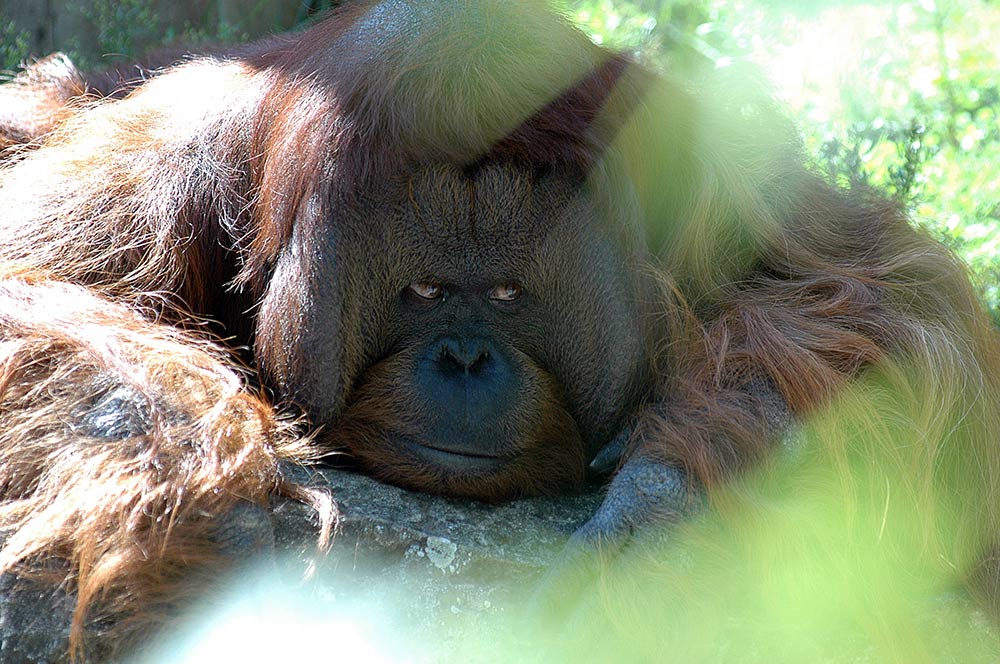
[0,267,336,657]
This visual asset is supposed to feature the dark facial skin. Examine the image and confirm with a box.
[307,162,650,500]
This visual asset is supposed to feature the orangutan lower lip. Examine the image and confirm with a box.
[396,436,507,468]
[421,443,501,459]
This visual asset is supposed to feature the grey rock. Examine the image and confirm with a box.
[0,572,74,664]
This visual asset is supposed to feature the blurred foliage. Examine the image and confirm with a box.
[564,0,1000,323]
[84,0,160,57]
[72,0,282,66]
[0,22,31,73]
[0,1,324,72]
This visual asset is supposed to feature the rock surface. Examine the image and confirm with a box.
[266,466,604,654]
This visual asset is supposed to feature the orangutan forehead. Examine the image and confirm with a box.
[398,162,582,246]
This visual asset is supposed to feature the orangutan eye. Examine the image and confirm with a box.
[408,281,444,301]
[488,282,522,302]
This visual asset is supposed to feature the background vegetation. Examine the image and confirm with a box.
[2,0,997,321]
[564,0,1000,323]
